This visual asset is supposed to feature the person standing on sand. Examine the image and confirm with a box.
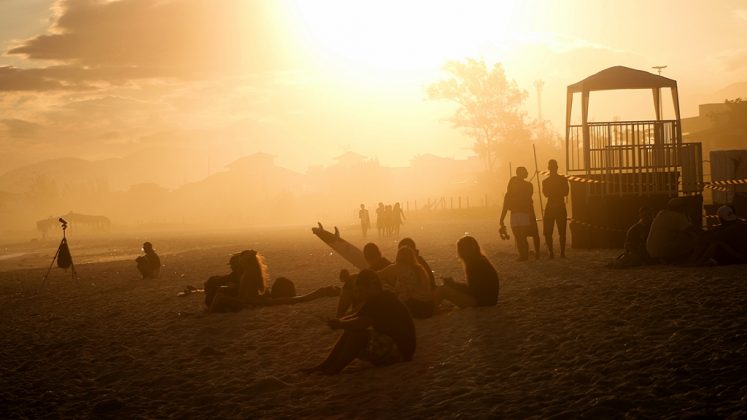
[433,236,499,308]
[305,269,415,375]
[135,241,160,279]
[499,167,540,261]
[376,202,385,238]
[542,159,569,259]
[392,202,406,238]
[359,204,371,238]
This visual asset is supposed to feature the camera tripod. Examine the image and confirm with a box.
[39,218,78,292]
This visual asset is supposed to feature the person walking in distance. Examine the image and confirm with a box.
[359,204,371,238]
[542,159,569,258]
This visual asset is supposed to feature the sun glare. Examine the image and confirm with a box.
[286,0,531,77]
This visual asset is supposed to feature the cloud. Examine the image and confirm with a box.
[734,9,747,22]
[715,49,747,72]
[1,118,43,138]
[3,0,299,91]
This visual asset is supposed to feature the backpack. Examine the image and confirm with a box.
[57,238,73,269]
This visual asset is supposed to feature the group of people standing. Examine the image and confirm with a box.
[358,202,406,239]
[499,159,569,261]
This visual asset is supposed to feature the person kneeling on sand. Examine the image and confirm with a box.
[305,269,415,375]
[377,246,435,319]
[433,236,499,308]
[135,241,160,279]
[208,250,339,313]
[336,242,393,317]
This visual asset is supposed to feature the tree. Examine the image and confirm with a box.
[427,58,531,171]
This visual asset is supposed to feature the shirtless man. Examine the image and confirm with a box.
[499,167,540,261]
[542,159,569,258]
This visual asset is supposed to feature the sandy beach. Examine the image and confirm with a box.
[1,218,746,418]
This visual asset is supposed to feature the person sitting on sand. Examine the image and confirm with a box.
[204,253,245,308]
[398,237,436,290]
[433,236,499,308]
[646,198,702,264]
[689,205,747,266]
[305,269,415,375]
[135,241,160,279]
[209,250,339,313]
[336,242,393,317]
[377,246,435,318]
[609,207,654,268]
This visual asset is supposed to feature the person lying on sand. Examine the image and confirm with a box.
[377,246,435,319]
[433,236,499,308]
[398,237,436,290]
[304,269,415,375]
[135,241,160,279]
[208,250,339,313]
[336,242,392,317]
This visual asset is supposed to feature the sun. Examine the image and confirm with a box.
[285,0,531,76]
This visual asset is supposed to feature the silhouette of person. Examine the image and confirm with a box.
[376,203,385,238]
[359,204,371,238]
[336,242,392,317]
[208,250,339,312]
[304,269,415,375]
[397,237,436,290]
[377,246,434,318]
[542,159,569,258]
[433,236,499,307]
[392,202,405,238]
[135,241,160,279]
[384,205,394,238]
[499,167,540,260]
[646,198,702,263]
[204,253,244,308]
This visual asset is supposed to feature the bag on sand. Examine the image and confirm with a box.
[57,238,73,269]
[270,277,296,298]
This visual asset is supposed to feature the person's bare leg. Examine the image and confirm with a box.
[532,233,541,260]
[320,330,369,374]
[434,284,477,308]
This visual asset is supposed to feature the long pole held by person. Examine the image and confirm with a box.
[532,143,544,217]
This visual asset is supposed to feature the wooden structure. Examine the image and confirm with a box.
[564,66,703,248]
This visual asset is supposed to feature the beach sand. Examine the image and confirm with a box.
[1,219,746,418]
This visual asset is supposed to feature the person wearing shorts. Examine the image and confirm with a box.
[500,167,540,261]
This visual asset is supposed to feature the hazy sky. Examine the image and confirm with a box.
[1,0,746,174]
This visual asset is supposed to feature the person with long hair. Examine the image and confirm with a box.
[209,250,338,313]
[398,237,436,290]
[433,236,499,308]
[377,246,434,318]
